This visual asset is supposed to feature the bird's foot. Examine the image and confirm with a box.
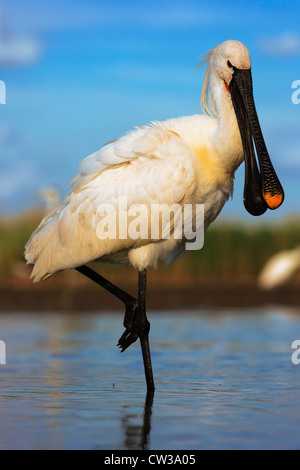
[117,325,139,352]
[117,299,139,352]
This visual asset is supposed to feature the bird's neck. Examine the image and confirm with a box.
[210,75,244,175]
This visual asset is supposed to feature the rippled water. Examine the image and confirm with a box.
[0,308,300,449]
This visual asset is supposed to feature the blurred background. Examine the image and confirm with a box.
[1,0,300,310]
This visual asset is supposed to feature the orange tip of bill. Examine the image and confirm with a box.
[263,192,284,210]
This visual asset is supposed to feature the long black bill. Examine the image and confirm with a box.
[229,67,284,216]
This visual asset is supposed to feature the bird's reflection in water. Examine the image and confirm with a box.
[121,391,154,450]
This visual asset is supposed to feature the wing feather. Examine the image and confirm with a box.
[25,120,198,281]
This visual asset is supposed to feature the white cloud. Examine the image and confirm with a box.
[0,36,41,66]
[0,3,42,66]
[258,32,300,57]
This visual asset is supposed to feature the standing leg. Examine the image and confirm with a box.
[137,270,155,391]
[76,265,155,390]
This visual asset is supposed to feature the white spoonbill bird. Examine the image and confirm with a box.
[258,247,300,290]
[25,40,284,391]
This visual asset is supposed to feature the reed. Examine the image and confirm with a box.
[0,211,299,281]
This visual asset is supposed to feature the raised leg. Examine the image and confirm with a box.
[137,270,155,391]
[117,300,139,352]
[76,265,139,350]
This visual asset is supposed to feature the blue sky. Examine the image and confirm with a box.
[0,0,300,222]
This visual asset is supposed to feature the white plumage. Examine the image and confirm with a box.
[25,40,252,281]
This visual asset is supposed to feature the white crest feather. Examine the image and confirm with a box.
[195,47,217,118]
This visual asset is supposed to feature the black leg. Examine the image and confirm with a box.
[117,301,139,352]
[76,265,155,390]
[137,270,155,391]
[76,265,139,351]
[76,265,135,305]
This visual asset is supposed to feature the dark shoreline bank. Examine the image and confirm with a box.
[1,282,299,311]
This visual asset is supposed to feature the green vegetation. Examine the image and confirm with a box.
[185,221,300,278]
[0,211,42,278]
[0,210,299,282]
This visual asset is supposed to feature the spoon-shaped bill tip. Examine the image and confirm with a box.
[263,192,284,210]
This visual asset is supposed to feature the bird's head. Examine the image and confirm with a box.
[198,39,284,216]
[212,39,251,86]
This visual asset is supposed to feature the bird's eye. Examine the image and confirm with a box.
[227,60,233,68]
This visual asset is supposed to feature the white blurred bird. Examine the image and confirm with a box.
[38,185,60,211]
[258,247,300,290]
[25,40,284,390]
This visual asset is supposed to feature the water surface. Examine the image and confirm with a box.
[0,308,300,450]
